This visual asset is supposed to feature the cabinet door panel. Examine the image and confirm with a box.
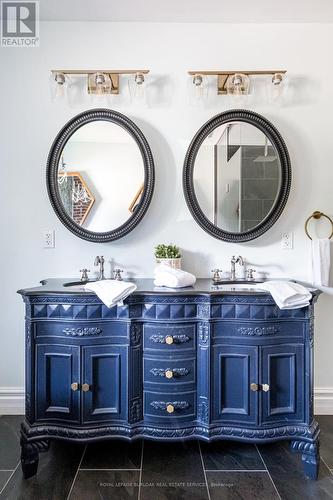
[82,345,127,423]
[36,345,80,423]
[261,344,304,424]
[212,345,258,424]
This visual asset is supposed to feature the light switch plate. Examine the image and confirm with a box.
[281,232,293,250]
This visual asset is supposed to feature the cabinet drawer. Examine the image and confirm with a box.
[35,321,128,340]
[144,356,196,386]
[144,390,196,420]
[144,323,195,352]
[212,321,304,341]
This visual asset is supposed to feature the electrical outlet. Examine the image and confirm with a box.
[43,230,55,248]
[281,232,293,250]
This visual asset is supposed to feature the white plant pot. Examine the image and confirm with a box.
[156,258,181,269]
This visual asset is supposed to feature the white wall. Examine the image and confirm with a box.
[1,21,333,413]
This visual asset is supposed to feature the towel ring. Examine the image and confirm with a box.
[305,211,333,240]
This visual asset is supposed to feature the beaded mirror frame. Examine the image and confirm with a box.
[47,108,155,242]
[183,109,291,242]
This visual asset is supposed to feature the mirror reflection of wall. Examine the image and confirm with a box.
[194,122,281,233]
[57,121,144,232]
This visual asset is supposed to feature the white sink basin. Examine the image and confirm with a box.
[212,283,260,291]
[64,284,90,290]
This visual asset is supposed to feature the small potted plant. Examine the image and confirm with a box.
[154,244,182,269]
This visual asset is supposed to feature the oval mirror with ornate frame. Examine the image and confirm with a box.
[47,108,155,242]
[183,110,291,242]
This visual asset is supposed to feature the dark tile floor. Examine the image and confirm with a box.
[0,416,332,499]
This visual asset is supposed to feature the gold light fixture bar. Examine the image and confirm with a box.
[51,70,150,95]
[51,69,150,75]
[188,70,287,94]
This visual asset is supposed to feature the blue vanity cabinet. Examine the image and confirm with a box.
[18,282,321,481]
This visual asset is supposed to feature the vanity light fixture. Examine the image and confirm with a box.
[188,70,287,95]
[50,69,150,96]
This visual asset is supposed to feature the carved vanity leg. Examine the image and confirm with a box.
[20,438,49,479]
[290,439,320,480]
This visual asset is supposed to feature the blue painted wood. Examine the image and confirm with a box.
[144,389,196,422]
[144,356,196,387]
[36,344,80,423]
[212,345,258,425]
[19,290,320,480]
[261,344,304,424]
[82,345,127,424]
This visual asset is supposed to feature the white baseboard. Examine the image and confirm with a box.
[0,387,25,415]
[314,387,333,415]
[0,386,332,416]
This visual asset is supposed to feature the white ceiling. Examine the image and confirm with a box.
[40,0,333,23]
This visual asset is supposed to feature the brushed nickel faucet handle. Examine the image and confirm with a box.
[211,269,223,282]
[246,268,256,281]
[80,269,90,282]
[114,268,124,281]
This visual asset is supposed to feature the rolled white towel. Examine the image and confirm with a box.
[154,264,196,288]
[84,280,137,307]
[256,281,312,310]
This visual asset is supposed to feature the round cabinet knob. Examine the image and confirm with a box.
[165,369,173,379]
[166,404,175,414]
[165,335,174,345]
[82,383,91,392]
[262,384,270,392]
[71,382,79,391]
[250,383,259,392]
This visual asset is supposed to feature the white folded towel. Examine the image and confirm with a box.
[84,280,137,307]
[311,238,331,287]
[154,264,196,288]
[256,281,312,310]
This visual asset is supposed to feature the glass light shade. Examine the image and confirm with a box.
[128,72,147,103]
[189,74,208,105]
[226,73,250,96]
[270,73,284,100]
[51,72,68,100]
[93,72,111,95]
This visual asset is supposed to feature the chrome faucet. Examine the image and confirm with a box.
[230,255,244,281]
[94,256,105,280]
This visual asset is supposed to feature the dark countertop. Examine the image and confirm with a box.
[17,278,320,298]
